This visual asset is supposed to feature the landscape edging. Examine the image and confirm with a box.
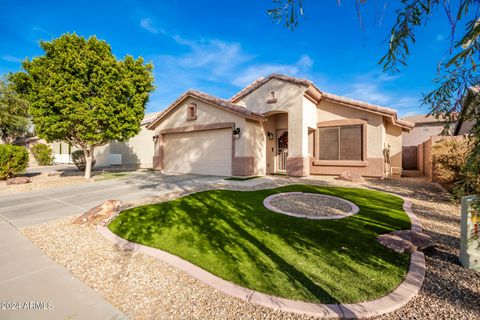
[263,192,360,220]
[97,192,425,319]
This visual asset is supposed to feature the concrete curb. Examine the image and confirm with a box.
[263,192,360,220]
[98,193,425,319]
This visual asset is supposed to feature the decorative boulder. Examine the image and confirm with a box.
[6,177,32,185]
[390,230,435,251]
[377,234,417,253]
[73,200,122,226]
[378,230,435,253]
[338,171,364,183]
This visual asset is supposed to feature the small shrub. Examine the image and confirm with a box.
[30,143,54,165]
[432,138,470,188]
[432,138,480,198]
[72,150,96,171]
[0,144,29,179]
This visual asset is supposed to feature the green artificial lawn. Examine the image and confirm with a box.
[108,185,411,304]
[225,176,261,181]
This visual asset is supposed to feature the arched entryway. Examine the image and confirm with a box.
[264,111,288,175]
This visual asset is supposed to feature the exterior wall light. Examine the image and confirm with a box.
[233,128,241,139]
[267,132,274,140]
[152,135,159,142]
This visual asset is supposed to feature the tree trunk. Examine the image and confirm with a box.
[84,146,94,179]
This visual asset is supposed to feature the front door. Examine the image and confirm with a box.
[276,130,288,172]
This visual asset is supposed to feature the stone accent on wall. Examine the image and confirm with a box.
[232,156,255,176]
[286,156,310,177]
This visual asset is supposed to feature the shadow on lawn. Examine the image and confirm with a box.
[109,185,412,303]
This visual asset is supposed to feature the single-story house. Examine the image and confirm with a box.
[51,112,159,168]
[147,74,413,177]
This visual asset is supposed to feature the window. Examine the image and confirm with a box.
[187,103,197,120]
[318,125,363,161]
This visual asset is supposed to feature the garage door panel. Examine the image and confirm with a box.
[164,129,232,176]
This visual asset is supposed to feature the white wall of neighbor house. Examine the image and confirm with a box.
[457,120,475,135]
[50,125,154,168]
[402,123,450,146]
[108,127,154,167]
[155,97,248,157]
[317,100,384,158]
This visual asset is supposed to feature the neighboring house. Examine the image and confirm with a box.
[51,112,159,168]
[401,114,456,147]
[147,74,413,178]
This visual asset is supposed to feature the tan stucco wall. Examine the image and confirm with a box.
[245,119,266,175]
[238,79,308,159]
[239,78,305,114]
[384,120,403,171]
[317,100,384,158]
[154,97,248,157]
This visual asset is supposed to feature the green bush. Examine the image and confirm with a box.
[72,150,95,171]
[30,143,54,165]
[0,144,29,179]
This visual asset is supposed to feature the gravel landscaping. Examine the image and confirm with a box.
[0,173,88,196]
[268,193,353,217]
[21,176,480,319]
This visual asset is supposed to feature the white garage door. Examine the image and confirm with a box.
[164,129,232,176]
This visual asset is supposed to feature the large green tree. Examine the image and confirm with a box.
[12,33,155,178]
[269,0,480,194]
[0,77,29,144]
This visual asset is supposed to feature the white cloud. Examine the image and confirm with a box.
[339,73,420,115]
[141,26,315,110]
[297,54,314,69]
[148,32,314,109]
[346,81,392,105]
[232,55,314,87]
[1,54,22,63]
[140,18,158,34]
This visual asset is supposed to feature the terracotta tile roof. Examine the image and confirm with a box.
[229,73,312,103]
[229,73,414,130]
[151,73,413,131]
[147,90,266,129]
[320,92,414,130]
[141,112,162,126]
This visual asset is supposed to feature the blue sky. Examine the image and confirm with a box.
[0,0,458,116]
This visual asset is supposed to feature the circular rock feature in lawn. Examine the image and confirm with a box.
[263,192,359,219]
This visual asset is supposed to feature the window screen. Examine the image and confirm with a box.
[340,125,362,160]
[318,127,339,160]
[318,125,362,161]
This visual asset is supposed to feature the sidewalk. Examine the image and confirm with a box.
[0,217,127,320]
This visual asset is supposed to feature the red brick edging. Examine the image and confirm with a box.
[97,194,425,319]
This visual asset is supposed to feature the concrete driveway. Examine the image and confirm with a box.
[0,172,222,228]
[0,172,222,320]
